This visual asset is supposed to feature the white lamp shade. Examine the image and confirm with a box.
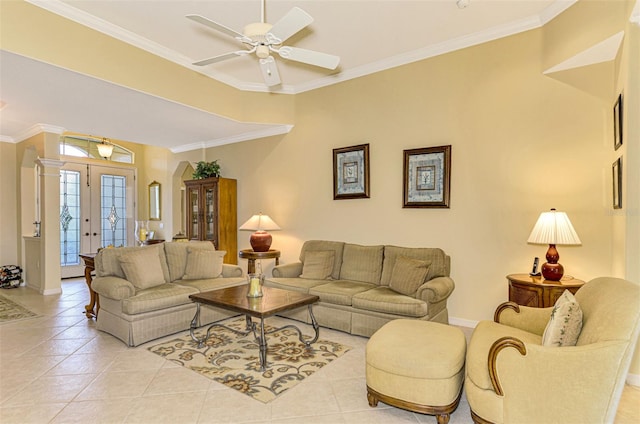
[527,209,581,245]
[239,213,281,231]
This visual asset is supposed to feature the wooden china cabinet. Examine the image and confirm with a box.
[184,177,237,264]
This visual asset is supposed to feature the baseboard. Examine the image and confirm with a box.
[451,315,640,388]
[449,316,478,329]
[41,287,62,295]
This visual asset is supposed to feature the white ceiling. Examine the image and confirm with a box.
[0,0,575,152]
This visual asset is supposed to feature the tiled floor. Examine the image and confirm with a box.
[1,278,638,423]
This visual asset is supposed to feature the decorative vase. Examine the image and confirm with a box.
[134,220,149,246]
[246,273,264,298]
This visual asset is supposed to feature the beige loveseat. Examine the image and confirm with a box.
[92,241,245,346]
[264,240,455,337]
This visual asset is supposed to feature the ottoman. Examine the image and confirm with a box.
[366,319,466,424]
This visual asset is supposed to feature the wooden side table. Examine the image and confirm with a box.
[507,273,585,308]
[79,253,99,319]
[239,249,281,274]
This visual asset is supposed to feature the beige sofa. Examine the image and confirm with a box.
[91,241,245,346]
[264,240,455,337]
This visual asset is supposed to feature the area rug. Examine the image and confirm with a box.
[147,317,351,403]
[0,294,40,323]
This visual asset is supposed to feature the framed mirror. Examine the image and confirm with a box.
[149,181,161,220]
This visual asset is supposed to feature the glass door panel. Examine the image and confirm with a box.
[189,187,199,240]
[204,185,216,242]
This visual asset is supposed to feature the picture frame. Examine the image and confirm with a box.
[614,93,623,150]
[403,145,451,208]
[612,156,622,209]
[333,143,370,200]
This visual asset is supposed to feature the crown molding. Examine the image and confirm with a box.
[8,124,65,143]
[170,124,293,153]
[27,0,577,95]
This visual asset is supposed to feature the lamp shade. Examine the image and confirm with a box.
[527,209,581,245]
[239,213,280,252]
[239,214,281,231]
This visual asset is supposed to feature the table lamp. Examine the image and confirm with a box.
[239,213,281,252]
[527,208,581,281]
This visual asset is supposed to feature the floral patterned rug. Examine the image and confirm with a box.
[147,317,351,403]
[0,294,39,323]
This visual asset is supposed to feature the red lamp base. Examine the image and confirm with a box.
[542,243,564,281]
[250,231,272,252]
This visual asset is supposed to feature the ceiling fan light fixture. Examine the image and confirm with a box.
[256,44,270,59]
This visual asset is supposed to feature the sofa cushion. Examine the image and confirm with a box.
[183,249,226,280]
[121,283,199,315]
[96,244,170,282]
[339,243,384,284]
[119,248,167,290]
[388,256,431,296]
[300,240,345,280]
[164,241,215,282]
[542,290,583,347]
[300,250,335,280]
[380,246,448,285]
[175,277,246,293]
[352,287,429,317]
[310,280,376,306]
[264,277,327,294]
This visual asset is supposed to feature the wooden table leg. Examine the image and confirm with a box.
[247,258,256,274]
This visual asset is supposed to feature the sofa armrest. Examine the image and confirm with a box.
[221,264,243,278]
[272,262,303,278]
[489,337,629,422]
[494,302,552,336]
[91,276,135,300]
[415,276,455,303]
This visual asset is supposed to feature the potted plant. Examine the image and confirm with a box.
[192,160,221,179]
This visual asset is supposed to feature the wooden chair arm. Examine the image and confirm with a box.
[493,301,520,323]
[488,336,527,396]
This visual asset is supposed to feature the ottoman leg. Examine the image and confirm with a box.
[367,389,379,407]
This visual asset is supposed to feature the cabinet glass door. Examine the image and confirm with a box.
[204,184,216,243]
[189,187,199,240]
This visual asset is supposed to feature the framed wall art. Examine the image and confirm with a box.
[403,145,451,208]
[614,93,623,150]
[612,156,622,209]
[333,143,370,200]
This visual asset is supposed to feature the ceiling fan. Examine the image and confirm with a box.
[186,0,340,87]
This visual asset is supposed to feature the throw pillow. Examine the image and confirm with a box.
[388,256,431,296]
[542,290,583,347]
[119,248,166,290]
[300,250,335,280]
[183,249,226,280]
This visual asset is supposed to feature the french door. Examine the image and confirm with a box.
[59,163,136,278]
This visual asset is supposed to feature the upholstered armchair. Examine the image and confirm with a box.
[465,277,640,424]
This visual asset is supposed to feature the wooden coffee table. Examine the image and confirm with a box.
[189,285,320,370]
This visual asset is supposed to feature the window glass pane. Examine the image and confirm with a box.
[60,170,81,266]
[102,175,128,247]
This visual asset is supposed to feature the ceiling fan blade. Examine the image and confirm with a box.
[259,56,281,87]
[186,14,246,40]
[277,46,340,70]
[193,50,249,66]
[267,7,313,44]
